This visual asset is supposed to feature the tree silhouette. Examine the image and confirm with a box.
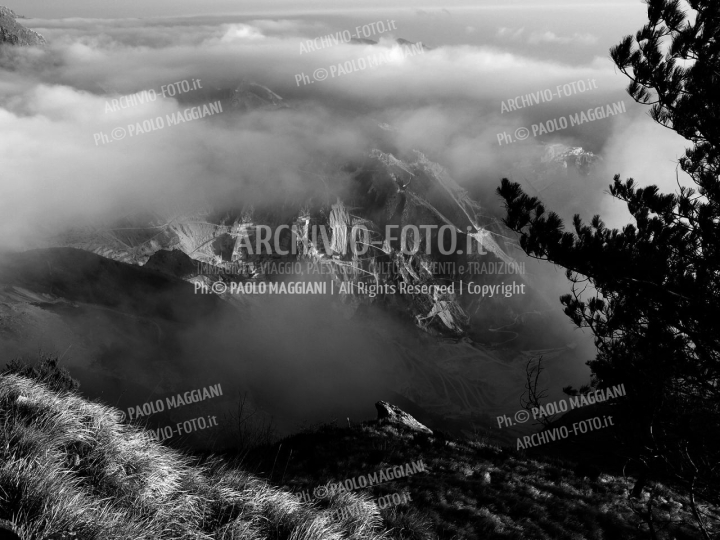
[497,1,720,536]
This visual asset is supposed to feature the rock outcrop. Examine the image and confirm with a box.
[375,401,433,434]
[0,6,46,46]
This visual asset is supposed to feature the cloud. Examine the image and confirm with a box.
[496,27,597,46]
[497,26,525,39]
[248,18,312,33]
[0,10,692,435]
[0,16,667,247]
[216,23,266,43]
[527,31,598,45]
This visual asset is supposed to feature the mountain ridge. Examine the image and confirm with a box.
[0,6,45,46]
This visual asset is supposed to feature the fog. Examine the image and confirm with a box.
[0,7,693,442]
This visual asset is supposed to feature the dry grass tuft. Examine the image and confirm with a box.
[0,374,398,540]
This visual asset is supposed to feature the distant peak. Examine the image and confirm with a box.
[229,80,288,111]
[0,5,46,46]
[0,6,17,18]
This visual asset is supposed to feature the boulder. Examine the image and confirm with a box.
[375,401,432,434]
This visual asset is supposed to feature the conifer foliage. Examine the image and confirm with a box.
[497,0,720,535]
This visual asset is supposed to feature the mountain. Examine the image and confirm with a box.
[510,143,602,194]
[395,38,432,51]
[540,143,601,175]
[23,84,584,437]
[350,37,378,45]
[227,80,289,112]
[0,6,45,46]
[43,145,527,339]
[97,78,289,114]
[348,37,432,51]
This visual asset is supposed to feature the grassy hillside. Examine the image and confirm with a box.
[243,420,706,540]
[0,371,711,539]
[0,374,399,540]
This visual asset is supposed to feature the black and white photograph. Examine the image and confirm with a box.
[0,0,718,538]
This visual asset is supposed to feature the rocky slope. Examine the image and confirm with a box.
[250,404,709,540]
[0,372,709,540]
[0,6,45,46]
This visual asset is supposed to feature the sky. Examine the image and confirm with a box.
[13,1,643,19]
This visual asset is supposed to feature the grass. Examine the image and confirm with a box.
[0,374,402,540]
[243,421,711,540]
[0,371,713,539]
